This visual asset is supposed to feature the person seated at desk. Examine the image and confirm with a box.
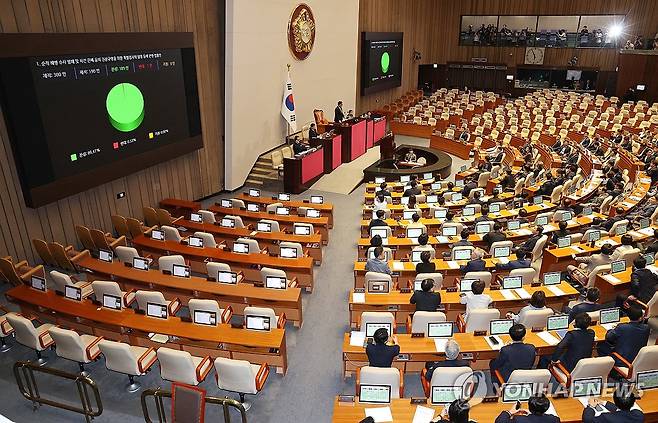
[540,312,594,372]
[610,234,636,261]
[567,243,615,286]
[474,204,492,224]
[334,100,345,122]
[416,251,436,274]
[405,213,427,234]
[538,173,557,196]
[494,394,559,423]
[489,323,536,384]
[368,209,389,232]
[551,221,570,244]
[460,249,487,274]
[516,209,530,225]
[491,148,505,165]
[468,189,484,205]
[602,207,626,231]
[632,193,658,219]
[365,246,392,275]
[443,229,474,259]
[459,279,492,321]
[403,180,421,197]
[292,136,309,155]
[365,328,399,368]
[496,248,531,271]
[346,109,354,120]
[369,234,383,249]
[458,127,470,143]
[500,169,516,191]
[483,222,507,249]
[413,233,433,252]
[375,182,391,198]
[507,290,550,323]
[518,226,544,253]
[552,138,563,152]
[597,304,649,366]
[373,193,389,211]
[582,387,643,423]
[568,287,602,323]
[410,278,441,312]
[308,123,318,139]
[433,399,476,423]
[404,148,417,163]
[618,255,658,308]
[644,229,658,254]
[424,340,469,382]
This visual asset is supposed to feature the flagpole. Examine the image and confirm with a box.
[286,63,291,138]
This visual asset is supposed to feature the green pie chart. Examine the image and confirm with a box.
[381,52,390,74]
[106,82,145,132]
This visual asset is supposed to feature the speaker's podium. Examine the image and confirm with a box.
[327,118,368,163]
[283,147,325,194]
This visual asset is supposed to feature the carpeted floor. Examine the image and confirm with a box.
[0,138,470,422]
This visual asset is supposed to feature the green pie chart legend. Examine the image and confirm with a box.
[106,82,145,132]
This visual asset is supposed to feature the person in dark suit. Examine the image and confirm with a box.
[628,255,658,304]
[403,181,422,197]
[602,207,626,231]
[542,312,595,372]
[410,278,441,312]
[494,394,559,423]
[597,305,649,366]
[495,248,532,271]
[424,340,469,382]
[519,226,544,253]
[582,387,643,423]
[539,174,557,197]
[365,328,399,368]
[334,101,345,122]
[644,228,658,254]
[490,323,536,384]
[416,251,436,274]
[568,287,602,323]
[308,123,319,139]
[460,249,486,274]
[483,222,507,249]
[292,137,309,154]
[368,209,389,232]
[551,221,570,244]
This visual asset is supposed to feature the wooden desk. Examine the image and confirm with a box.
[236,193,334,227]
[159,198,202,217]
[283,148,325,194]
[309,132,342,173]
[131,235,316,292]
[331,392,658,423]
[348,281,578,326]
[173,218,323,264]
[341,320,624,377]
[208,205,330,244]
[429,135,473,160]
[76,252,304,327]
[390,121,434,139]
[6,285,288,374]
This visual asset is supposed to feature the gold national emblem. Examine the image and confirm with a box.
[288,4,316,60]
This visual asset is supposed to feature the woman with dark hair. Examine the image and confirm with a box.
[434,399,475,423]
[507,291,550,324]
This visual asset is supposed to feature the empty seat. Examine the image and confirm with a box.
[0,307,15,352]
[134,290,181,316]
[214,357,270,411]
[6,314,55,365]
[156,347,212,386]
[198,210,216,224]
[91,280,136,309]
[458,309,500,333]
[279,242,303,258]
[359,311,396,334]
[98,340,157,392]
[501,369,552,391]
[243,306,285,330]
[260,267,294,289]
[188,299,232,324]
[516,309,554,329]
[114,246,140,264]
[161,225,183,242]
[357,366,404,399]
[549,356,615,394]
[407,311,447,335]
[48,327,103,374]
[50,270,93,298]
[158,255,185,273]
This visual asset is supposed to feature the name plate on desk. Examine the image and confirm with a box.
[397,353,410,361]
[387,305,399,311]
[338,395,355,404]
[411,332,425,338]
[474,330,487,336]
[410,398,428,405]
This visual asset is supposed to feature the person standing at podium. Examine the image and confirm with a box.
[334,101,345,122]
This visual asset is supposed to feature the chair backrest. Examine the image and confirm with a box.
[98,340,142,375]
[157,347,198,385]
[517,308,554,329]
[279,242,303,258]
[360,312,396,334]
[188,299,221,325]
[49,242,77,272]
[193,232,217,248]
[127,218,146,239]
[111,215,131,239]
[236,237,260,254]
[135,290,167,311]
[359,367,402,399]
[464,271,492,287]
[32,239,58,267]
[629,345,658,380]
[90,229,112,251]
[620,248,641,265]
[531,236,549,262]
[156,209,174,226]
[260,267,287,285]
[507,369,551,392]
[610,219,629,236]
[489,240,513,256]
[645,292,658,318]
[6,314,39,350]
[75,225,96,252]
[587,264,611,288]
[414,273,443,290]
[477,172,491,188]
[266,202,284,213]
[158,255,185,272]
[161,226,182,242]
[411,311,447,334]
[550,185,564,203]
[365,272,393,290]
[465,309,500,333]
[430,367,473,391]
[143,207,159,227]
[91,280,123,306]
[0,258,25,286]
[115,246,139,264]
[49,327,87,363]
[509,268,537,285]
[198,210,216,224]
[207,262,232,277]
[50,270,74,292]
[259,219,281,232]
[214,357,258,394]
[569,356,615,393]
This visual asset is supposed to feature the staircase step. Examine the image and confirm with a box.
[245,179,264,185]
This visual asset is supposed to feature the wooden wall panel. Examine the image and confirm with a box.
[0,0,224,263]
[358,0,658,112]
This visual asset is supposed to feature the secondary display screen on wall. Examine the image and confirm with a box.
[361,32,403,95]
[0,33,202,208]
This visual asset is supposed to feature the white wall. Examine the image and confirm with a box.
[225,0,359,189]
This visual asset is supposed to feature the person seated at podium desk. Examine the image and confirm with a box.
[404,148,417,163]
[308,123,318,140]
[410,278,441,312]
[292,137,309,155]
[539,312,594,372]
[416,251,436,274]
[365,246,392,275]
[460,249,487,274]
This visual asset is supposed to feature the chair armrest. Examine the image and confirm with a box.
[65,246,74,252]
[123,289,137,307]
[494,369,505,386]
[420,368,430,397]
[0,305,8,313]
[195,356,212,382]
[548,361,569,386]
[260,247,269,254]
[144,226,158,236]
[20,265,45,281]
[236,271,245,282]
[255,362,270,391]
[39,329,54,349]
[1,318,14,335]
[355,367,361,396]
[109,236,127,248]
[85,336,104,361]
[399,369,405,398]
[13,260,28,269]
[138,347,158,373]
[171,216,183,224]
[288,278,298,289]
[612,352,633,379]
[277,313,287,329]
[406,315,412,334]
[70,275,80,282]
[303,249,310,258]
[221,306,233,324]
[168,298,182,316]
[456,313,466,333]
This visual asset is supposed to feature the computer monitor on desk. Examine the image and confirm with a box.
[265,276,287,290]
[190,213,202,223]
[246,315,271,331]
[194,310,217,326]
[65,285,82,301]
[428,322,453,338]
[431,386,462,405]
[99,249,113,262]
[502,383,533,403]
[490,319,514,335]
[147,303,168,319]
[442,226,458,237]
[359,385,391,404]
[371,227,389,240]
[280,247,298,258]
[103,294,122,310]
[572,377,602,398]
[257,222,272,232]
[30,276,46,291]
[407,227,423,239]
[217,271,238,284]
[365,322,392,337]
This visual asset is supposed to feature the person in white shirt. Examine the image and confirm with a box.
[372,193,389,211]
[459,279,492,322]
[610,234,635,262]
[506,291,551,324]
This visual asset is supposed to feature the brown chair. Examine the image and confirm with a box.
[156,208,182,226]
[127,218,155,239]
[143,207,158,227]
[32,239,58,267]
[111,215,131,239]
[0,257,44,287]
[90,229,126,252]
[313,109,329,133]
[48,242,85,272]
[75,225,97,252]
